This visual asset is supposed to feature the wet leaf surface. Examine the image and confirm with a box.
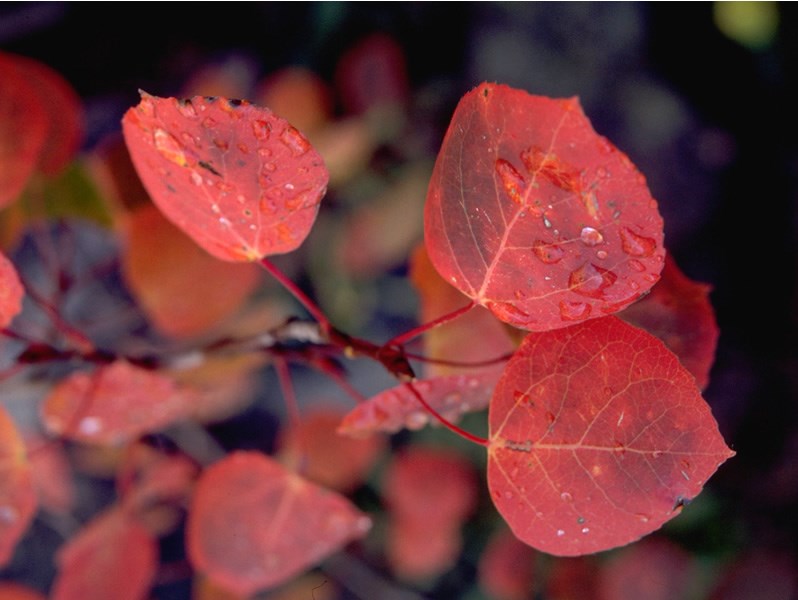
[122,92,328,262]
[487,316,733,555]
[424,83,665,331]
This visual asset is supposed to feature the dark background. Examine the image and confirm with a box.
[2,2,797,598]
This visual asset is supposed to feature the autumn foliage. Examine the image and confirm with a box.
[0,49,734,598]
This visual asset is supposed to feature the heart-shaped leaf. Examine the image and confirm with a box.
[122,92,328,262]
[487,316,733,556]
[187,451,371,596]
[425,83,665,331]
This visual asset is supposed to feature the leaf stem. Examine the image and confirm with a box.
[385,300,476,348]
[404,380,488,447]
[259,257,332,334]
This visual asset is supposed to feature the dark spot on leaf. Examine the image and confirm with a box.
[229,98,244,107]
[198,161,221,176]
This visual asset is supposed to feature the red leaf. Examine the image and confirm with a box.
[487,316,733,556]
[187,451,371,596]
[338,372,498,437]
[50,507,158,600]
[424,84,665,331]
[386,517,461,581]
[0,406,37,566]
[478,528,537,600]
[0,251,24,329]
[27,438,75,515]
[0,53,47,208]
[277,407,385,492]
[598,538,696,600]
[7,53,84,176]
[121,202,261,337]
[122,92,328,262]
[0,583,46,600]
[40,360,194,445]
[620,254,719,389]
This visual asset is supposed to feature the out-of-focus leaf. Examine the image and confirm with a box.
[0,583,46,600]
[26,438,75,515]
[41,360,195,445]
[256,67,332,135]
[0,405,37,566]
[121,202,261,338]
[0,251,24,329]
[50,507,158,600]
[478,527,537,600]
[187,451,371,596]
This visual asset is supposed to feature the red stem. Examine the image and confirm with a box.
[404,381,488,447]
[385,300,476,348]
[259,257,331,334]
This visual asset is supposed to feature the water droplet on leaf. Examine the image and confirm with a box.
[252,119,272,140]
[569,263,617,299]
[532,239,565,264]
[560,491,573,502]
[495,158,527,204]
[580,226,604,246]
[280,126,311,156]
[559,301,591,321]
[154,129,188,167]
[619,227,657,257]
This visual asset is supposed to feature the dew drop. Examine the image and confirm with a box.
[556,529,565,537]
[560,492,573,503]
[596,166,609,178]
[495,158,527,204]
[596,249,608,260]
[252,119,272,140]
[202,117,217,129]
[542,215,553,229]
[637,513,651,523]
[190,171,203,186]
[569,263,617,299]
[237,142,250,154]
[652,450,663,459]
[79,417,103,435]
[559,300,591,321]
[531,239,565,264]
[284,183,295,191]
[213,138,229,151]
[581,527,590,534]
[488,301,531,324]
[262,162,277,173]
[643,273,659,283]
[628,259,646,272]
[219,217,232,227]
[580,226,604,246]
[503,491,514,500]
[180,132,199,148]
[258,147,273,158]
[153,129,188,167]
[280,126,311,156]
[619,227,657,257]
[210,203,221,214]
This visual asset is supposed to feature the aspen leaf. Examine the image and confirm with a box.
[487,316,733,556]
[187,451,371,596]
[620,254,719,390]
[50,507,158,600]
[41,360,194,445]
[122,92,328,262]
[338,372,498,437]
[0,251,24,329]
[0,406,37,566]
[424,83,665,331]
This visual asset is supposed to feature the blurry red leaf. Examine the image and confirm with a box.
[8,53,84,176]
[187,451,371,596]
[51,507,158,600]
[0,53,47,208]
[41,360,194,445]
[27,439,74,515]
[0,406,37,566]
[620,254,719,389]
[545,556,601,600]
[255,67,332,134]
[598,537,696,600]
[0,251,24,328]
[338,372,498,437]
[383,446,478,527]
[121,202,261,337]
[410,242,516,377]
[122,92,328,262]
[0,583,46,600]
[335,34,409,115]
[424,83,665,331]
[478,527,537,600]
[386,517,461,581]
[487,316,734,556]
[277,407,385,492]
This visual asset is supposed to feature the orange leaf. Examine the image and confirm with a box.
[122,93,328,262]
[41,360,194,445]
[0,406,37,566]
[187,451,371,596]
[121,202,261,337]
[50,507,158,600]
